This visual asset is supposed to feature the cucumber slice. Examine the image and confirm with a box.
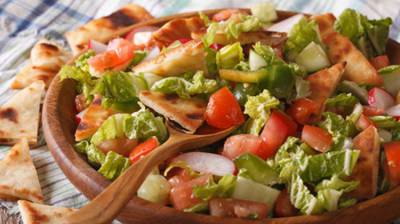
[295,42,330,72]
[251,2,277,23]
[232,177,280,206]
[380,66,400,96]
[138,174,171,204]
[219,69,268,83]
[337,80,369,104]
[249,50,267,71]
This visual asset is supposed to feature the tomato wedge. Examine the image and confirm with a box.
[301,125,332,152]
[363,106,385,116]
[260,110,298,159]
[288,98,319,124]
[129,137,160,164]
[169,174,211,211]
[88,38,135,72]
[222,134,265,160]
[274,189,298,217]
[370,55,390,70]
[356,114,375,130]
[384,141,400,187]
[205,87,245,129]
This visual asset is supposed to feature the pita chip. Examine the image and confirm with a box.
[139,91,206,133]
[0,81,45,145]
[0,139,43,203]
[18,200,76,224]
[12,39,71,89]
[133,40,208,76]
[65,4,153,55]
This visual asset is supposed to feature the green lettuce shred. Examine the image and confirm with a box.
[98,151,131,180]
[75,50,95,74]
[235,153,278,185]
[216,42,244,69]
[91,113,131,146]
[325,93,359,115]
[193,175,237,201]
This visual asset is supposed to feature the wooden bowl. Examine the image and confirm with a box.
[42,9,400,224]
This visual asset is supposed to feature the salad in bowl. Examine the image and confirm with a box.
[59,2,400,220]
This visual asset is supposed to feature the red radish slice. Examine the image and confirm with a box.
[386,104,400,117]
[88,40,107,54]
[368,87,394,110]
[265,14,304,33]
[171,152,235,176]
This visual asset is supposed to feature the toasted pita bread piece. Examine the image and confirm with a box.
[139,91,207,133]
[65,4,153,55]
[321,32,383,86]
[311,13,336,38]
[306,62,346,113]
[133,40,207,76]
[18,200,76,224]
[152,16,205,47]
[0,139,43,203]
[192,30,287,47]
[75,97,114,141]
[347,126,380,200]
[12,39,71,89]
[0,81,45,145]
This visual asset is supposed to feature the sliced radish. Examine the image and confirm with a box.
[265,14,304,33]
[88,40,107,54]
[171,152,235,176]
[386,104,400,117]
[125,26,159,48]
[75,108,88,125]
[368,87,395,110]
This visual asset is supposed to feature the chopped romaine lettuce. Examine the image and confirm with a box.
[244,89,280,135]
[138,174,171,204]
[91,113,131,146]
[151,71,219,98]
[369,116,400,129]
[226,15,263,39]
[75,141,105,167]
[216,42,244,69]
[204,46,218,75]
[202,22,218,47]
[93,71,139,109]
[319,112,356,151]
[317,189,343,212]
[289,174,322,214]
[285,18,323,61]
[334,8,392,58]
[98,151,131,180]
[253,42,284,66]
[315,174,359,193]
[325,93,359,115]
[234,153,278,185]
[59,64,95,103]
[127,50,147,69]
[250,2,277,23]
[125,104,168,143]
[75,50,95,74]
[193,175,237,201]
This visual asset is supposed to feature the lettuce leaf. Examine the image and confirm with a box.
[319,112,356,151]
[226,15,263,39]
[315,174,359,193]
[59,64,95,103]
[285,18,323,61]
[334,8,392,58]
[244,89,280,135]
[93,71,139,110]
[370,116,400,129]
[193,175,237,201]
[125,105,168,143]
[75,50,95,74]
[325,93,359,115]
[91,113,131,146]
[253,42,284,66]
[75,140,105,167]
[98,151,131,180]
[151,71,219,99]
[289,174,323,214]
[216,42,244,69]
[234,153,278,185]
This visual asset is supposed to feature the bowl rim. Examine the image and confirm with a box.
[42,8,400,224]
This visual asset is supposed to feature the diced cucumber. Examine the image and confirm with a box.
[138,174,171,205]
[379,66,400,96]
[219,69,268,83]
[249,50,267,71]
[251,2,277,23]
[232,177,280,206]
[295,42,330,72]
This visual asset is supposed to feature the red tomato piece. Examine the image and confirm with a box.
[177,38,192,44]
[301,125,332,152]
[274,189,298,217]
[287,98,319,124]
[368,87,394,110]
[356,114,375,130]
[370,55,390,70]
[129,137,160,164]
[384,141,400,187]
[210,43,223,50]
[205,87,245,129]
[88,38,135,72]
[260,111,298,159]
[209,198,269,219]
[222,134,265,160]
[363,106,385,116]
[169,174,211,211]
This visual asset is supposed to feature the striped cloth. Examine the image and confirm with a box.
[1,0,400,223]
